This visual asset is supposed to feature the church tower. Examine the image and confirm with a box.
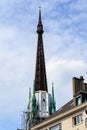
[27,9,56,128]
[32,9,51,119]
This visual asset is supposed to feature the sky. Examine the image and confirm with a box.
[0,0,87,130]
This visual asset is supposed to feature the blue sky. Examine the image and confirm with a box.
[0,0,87,130]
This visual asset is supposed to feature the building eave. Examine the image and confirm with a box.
[31,101,87,130]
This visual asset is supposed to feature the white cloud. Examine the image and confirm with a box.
[69,0,87,12]
[47,57,87,107]
[0,24,34,119]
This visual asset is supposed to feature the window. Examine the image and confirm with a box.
[85,118,87,127]
[76,96,81,105]
[50,123,62,130]
[73,114,83,126]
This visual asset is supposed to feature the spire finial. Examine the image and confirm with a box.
[37,7,43,33]
[33,80,35,95]
[50,82,56,114]
[38,6,42,24]
[27,87,31,109]
[52,83,54,99]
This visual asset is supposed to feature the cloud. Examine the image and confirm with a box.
[0,23,35,119]
[47,57,87,107]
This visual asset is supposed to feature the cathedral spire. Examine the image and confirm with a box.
[35,9,48,92]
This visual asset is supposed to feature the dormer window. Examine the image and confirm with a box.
[76,96,81,105]
[73,76,87,106]
[73,114,83,126]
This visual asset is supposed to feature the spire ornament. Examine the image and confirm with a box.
[32,82,38,119]
[50,83,56,114]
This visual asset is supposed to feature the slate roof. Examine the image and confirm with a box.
[45,99,74,120]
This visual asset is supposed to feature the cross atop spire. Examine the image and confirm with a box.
[35,9,48,92]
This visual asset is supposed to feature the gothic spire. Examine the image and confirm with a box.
[32,82,38,119]
[35,9,48,92]
[50,83,56,114]
[27,88,31,109]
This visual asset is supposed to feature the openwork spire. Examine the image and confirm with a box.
[35,9,48,92]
